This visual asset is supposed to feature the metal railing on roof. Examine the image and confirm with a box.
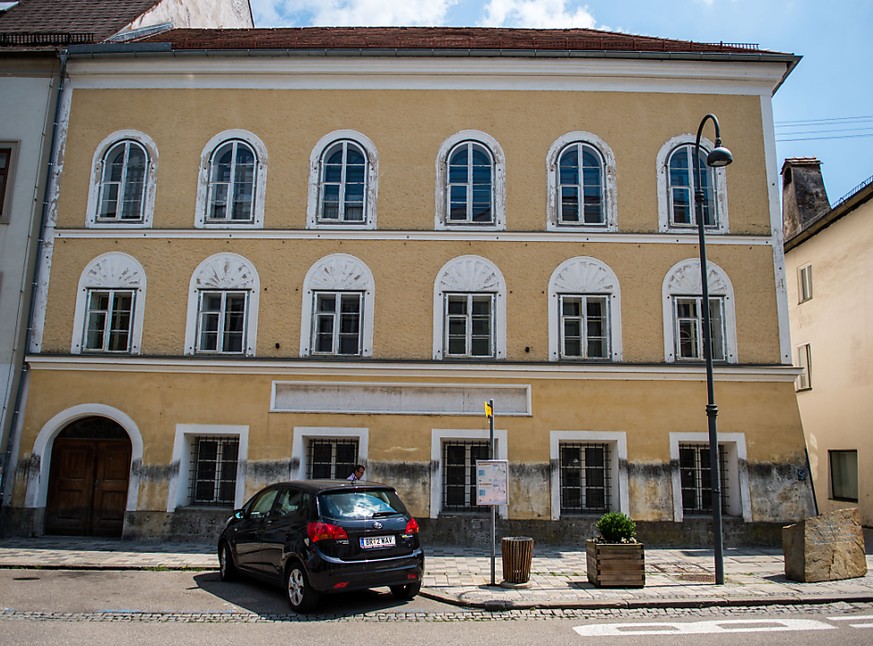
[832,173,873,209]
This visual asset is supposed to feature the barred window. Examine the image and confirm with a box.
[307,438,358,479]
[559,442,610,514]
[679,443,728,515]
[442,440,490,512]
[190,436,239,506]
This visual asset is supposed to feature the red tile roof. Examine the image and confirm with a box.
[137,26,778,55]
[0,0,162,46]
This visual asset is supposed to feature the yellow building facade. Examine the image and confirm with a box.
[4,28,814,543]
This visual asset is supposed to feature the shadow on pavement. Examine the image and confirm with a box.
[193,571,420,618]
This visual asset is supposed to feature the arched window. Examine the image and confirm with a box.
[662,259,737,363]
[195,130,267,228]
[436,131,505,230]
[657,135,729,233]
[433,255,506,359]
[72,253,146,354]
[184,253,260,356]
[547,132,617,231]
[299,254,375,357]
[87,131,158,227]
[307,131,378,229]
[548,257,622,361]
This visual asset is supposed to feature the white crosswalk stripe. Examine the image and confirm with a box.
[573,618,835,636]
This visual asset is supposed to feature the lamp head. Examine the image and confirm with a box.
[706,140,733,168]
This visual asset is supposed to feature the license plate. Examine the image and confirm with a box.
[360,535,396,549]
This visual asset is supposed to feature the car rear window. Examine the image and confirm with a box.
[318,490,407,520]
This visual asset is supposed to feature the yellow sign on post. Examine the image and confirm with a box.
[484,401,493,418]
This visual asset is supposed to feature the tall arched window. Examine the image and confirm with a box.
[547,132,617,231]
[307,131,378,229]
[87,130,158,228]
[436,131,505,230]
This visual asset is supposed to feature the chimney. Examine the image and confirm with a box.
[782,157,830,240]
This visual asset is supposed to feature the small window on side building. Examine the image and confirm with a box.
[829,450,858,502]
[799,265,813,303]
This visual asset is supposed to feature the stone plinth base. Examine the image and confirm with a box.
[782,508,868,582]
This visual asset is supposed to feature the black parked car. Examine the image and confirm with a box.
[217,480,425,612]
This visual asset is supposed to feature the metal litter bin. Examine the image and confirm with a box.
[501,536,534,584]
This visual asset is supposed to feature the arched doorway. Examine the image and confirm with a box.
[44,416,132,537]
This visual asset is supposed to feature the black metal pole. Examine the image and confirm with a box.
[489,399,496,586]
[694,114,725,585]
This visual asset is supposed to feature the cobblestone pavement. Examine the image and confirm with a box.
[0,535,871,611]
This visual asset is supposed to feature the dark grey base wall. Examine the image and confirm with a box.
[1,507,784,547]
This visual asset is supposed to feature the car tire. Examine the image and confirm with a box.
[390,581,421,600]
[286,562,320,612]
[218,542,238,582]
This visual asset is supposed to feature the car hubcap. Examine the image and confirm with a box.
[288,569,304,606]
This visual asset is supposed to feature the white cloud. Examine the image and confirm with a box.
[250,0,459,27]
[480,0,597,28]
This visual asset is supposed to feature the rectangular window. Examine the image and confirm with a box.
[445,293,494,358]
[559,294,609,359]
[795,343,812,391]
[196,290,247,354]
[799,265,813,303]
[674,296,726,361]
[679,443,728,515]
[829,450,858,502]
[442,440,489,512]
[307,438,358,479]
[0,146,11,220]
[83,289,135,353]
[312,291,362,355]
[559,442,610,514]
[189,436,239,506]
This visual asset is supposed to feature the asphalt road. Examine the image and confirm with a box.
[1,569,873,645]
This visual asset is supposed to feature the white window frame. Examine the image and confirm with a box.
[443,292,495,358]
[195,289,249,354]
[433,255,506,360]
[195,130,267,229]
[798,264,813,303]
[662,259,737,363]
[435,130,505,231]
[86,130,158,228]
[300,254,375,357]
[72,252,146,354]
[656,134,729,234]
[307,130,378,230]
[548,256,622,361]
[311,291,364,356]
[669,432,750,522]
[672,295,727,362]
[167,424,249,512]
[795,343,812,391]
[81,288,136,353]
[291,427,369,482]
[546,132,617,231]
[430,428,508,519]
[184,253,259,356]
[549,431,628,520]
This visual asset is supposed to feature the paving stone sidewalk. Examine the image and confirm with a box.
[0,536,871,610]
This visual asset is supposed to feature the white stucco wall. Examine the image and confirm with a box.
[128,0,254,30]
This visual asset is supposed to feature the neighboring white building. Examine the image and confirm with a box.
[783,157,873,527]
[0,0,252,514]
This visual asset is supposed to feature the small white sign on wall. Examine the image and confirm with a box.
[476,459,508,506]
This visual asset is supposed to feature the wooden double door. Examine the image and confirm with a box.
[45,418,131,537]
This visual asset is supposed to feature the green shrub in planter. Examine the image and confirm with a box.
[595,511,637,544]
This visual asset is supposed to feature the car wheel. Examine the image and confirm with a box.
[390,581,421,600]
[218,542,238,582]
[286,563,319,612]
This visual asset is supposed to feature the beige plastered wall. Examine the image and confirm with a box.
[786,201,873,525]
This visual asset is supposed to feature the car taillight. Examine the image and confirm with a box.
[307,521,349,542]
[405,518,420,534]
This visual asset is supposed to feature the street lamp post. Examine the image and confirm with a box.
[693,113,732,586]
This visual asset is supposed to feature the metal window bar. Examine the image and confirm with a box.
[190,436,239,506]
[679,443,728,515]
[442,440,489,512]
[307,438,358,480]
[559,442,611,514]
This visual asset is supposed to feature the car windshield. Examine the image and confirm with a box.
[318,490,406,520]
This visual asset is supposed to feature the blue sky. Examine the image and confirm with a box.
[249,0,873,203]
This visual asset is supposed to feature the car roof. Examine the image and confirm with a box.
[262,479,396,494]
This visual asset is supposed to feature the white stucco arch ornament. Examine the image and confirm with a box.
[25,404,144,515]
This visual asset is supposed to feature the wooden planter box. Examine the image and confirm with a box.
[586,539,645,588]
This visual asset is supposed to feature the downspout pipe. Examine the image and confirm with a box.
[0,48,68,529]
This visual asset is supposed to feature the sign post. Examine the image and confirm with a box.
[478,400,508,586]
